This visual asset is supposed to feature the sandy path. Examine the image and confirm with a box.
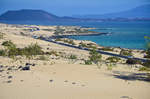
[0,64,150,99]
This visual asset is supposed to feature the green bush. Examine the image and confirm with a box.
[69,54,77,59]
[126,58,141,64]
[23,43,44,56]
[79,42,87,48]
[64,39,75,45]
[89,49,102,64]
[37,55,48,61]
[55,38,62,41]
[142,60,150,68]
[0,49,6,56]
[2,40,16,48]
[139,67,150,71]
[106,56,121,63]
[99,47,114,51]
[0,33,4,39]
[84,60,92,65]
[120,49,132,56]
[45,50,58,56]
[68,40,75,45]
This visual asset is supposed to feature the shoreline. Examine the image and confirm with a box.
[0,23,150,99]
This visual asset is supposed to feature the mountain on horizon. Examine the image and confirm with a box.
[0,9,60,21]
[0,4,150,22]
[72,4,150,19]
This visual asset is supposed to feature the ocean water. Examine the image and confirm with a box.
[1,20,150,49]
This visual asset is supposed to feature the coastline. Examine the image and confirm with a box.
[0,23,150,99]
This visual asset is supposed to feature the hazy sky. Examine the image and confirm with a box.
[1,0,150,16]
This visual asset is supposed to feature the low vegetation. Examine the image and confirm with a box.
[0,32,4,39]
[79,42,97,49]
[69,54,77,59]
[0,41,44,59]
[99,47,114,51]
[126,58,141,64]
[139,67,150,71]
[106,56,121,63]
[37,55,49,61]
[142,60,150,68]
[89,49,102,65]
[84,60,92,65]
[55,38,76,45]
[120,49,133,56]
[45,50,59,56]
[2,40,16,48]
[144,36,150,58]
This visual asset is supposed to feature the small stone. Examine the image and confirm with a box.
[20,80,24,82]
[8,76,13,79]
[49,80,53,82]
[7,67,12,70]
[22,66,30,70]
[72,82,76,84]
[0,65,3,68]
[32,64,35,66]
[7,80,12,83]
[64,80,68,82]
[120,96,130,99]
[25,63,32,66]
[0,69,4,72]
[18,66,23,69]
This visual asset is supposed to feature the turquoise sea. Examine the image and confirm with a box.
[1,21,150,49]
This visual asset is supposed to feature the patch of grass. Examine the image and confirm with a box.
[106,56,121,63]
[142,60,150,68]
[46,51,59,56]
[89,49,102,64]
[84,60,92,65]
[120,49,133,56]
[55,38,62,41]
[139,67,150,71]
[69,54,77,59]
[2,40,16,48]
[1,42,44,59]
[79,42,97,49]
[0,49,6,56]
[37,55,48,61]
[106,63,113,70]
[0,33,4,39]
[99,47,114,51]
[126,58,141,65]
[79,42,87,48]
[23,43,44,56]
[42,29,53,31]
[64,39,75,45]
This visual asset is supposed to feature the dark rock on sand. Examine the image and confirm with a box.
[22,66,30,70]
[0,69,4,72]
[8,76,13,79]
[32,63,35,66]
[18,66,23,69]
[7,80,12,83]
[72,82,76,84]
[49,80,53,82]
[7,67,12,70]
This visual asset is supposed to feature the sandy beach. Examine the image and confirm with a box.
[0,23,150,99]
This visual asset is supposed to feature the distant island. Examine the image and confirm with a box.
[0,4,150,22]
[73,4,150,19]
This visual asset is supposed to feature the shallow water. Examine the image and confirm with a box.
[1,20,150,49]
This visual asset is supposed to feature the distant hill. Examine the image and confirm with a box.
[0,9,60,21]
[73,4,150,19]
